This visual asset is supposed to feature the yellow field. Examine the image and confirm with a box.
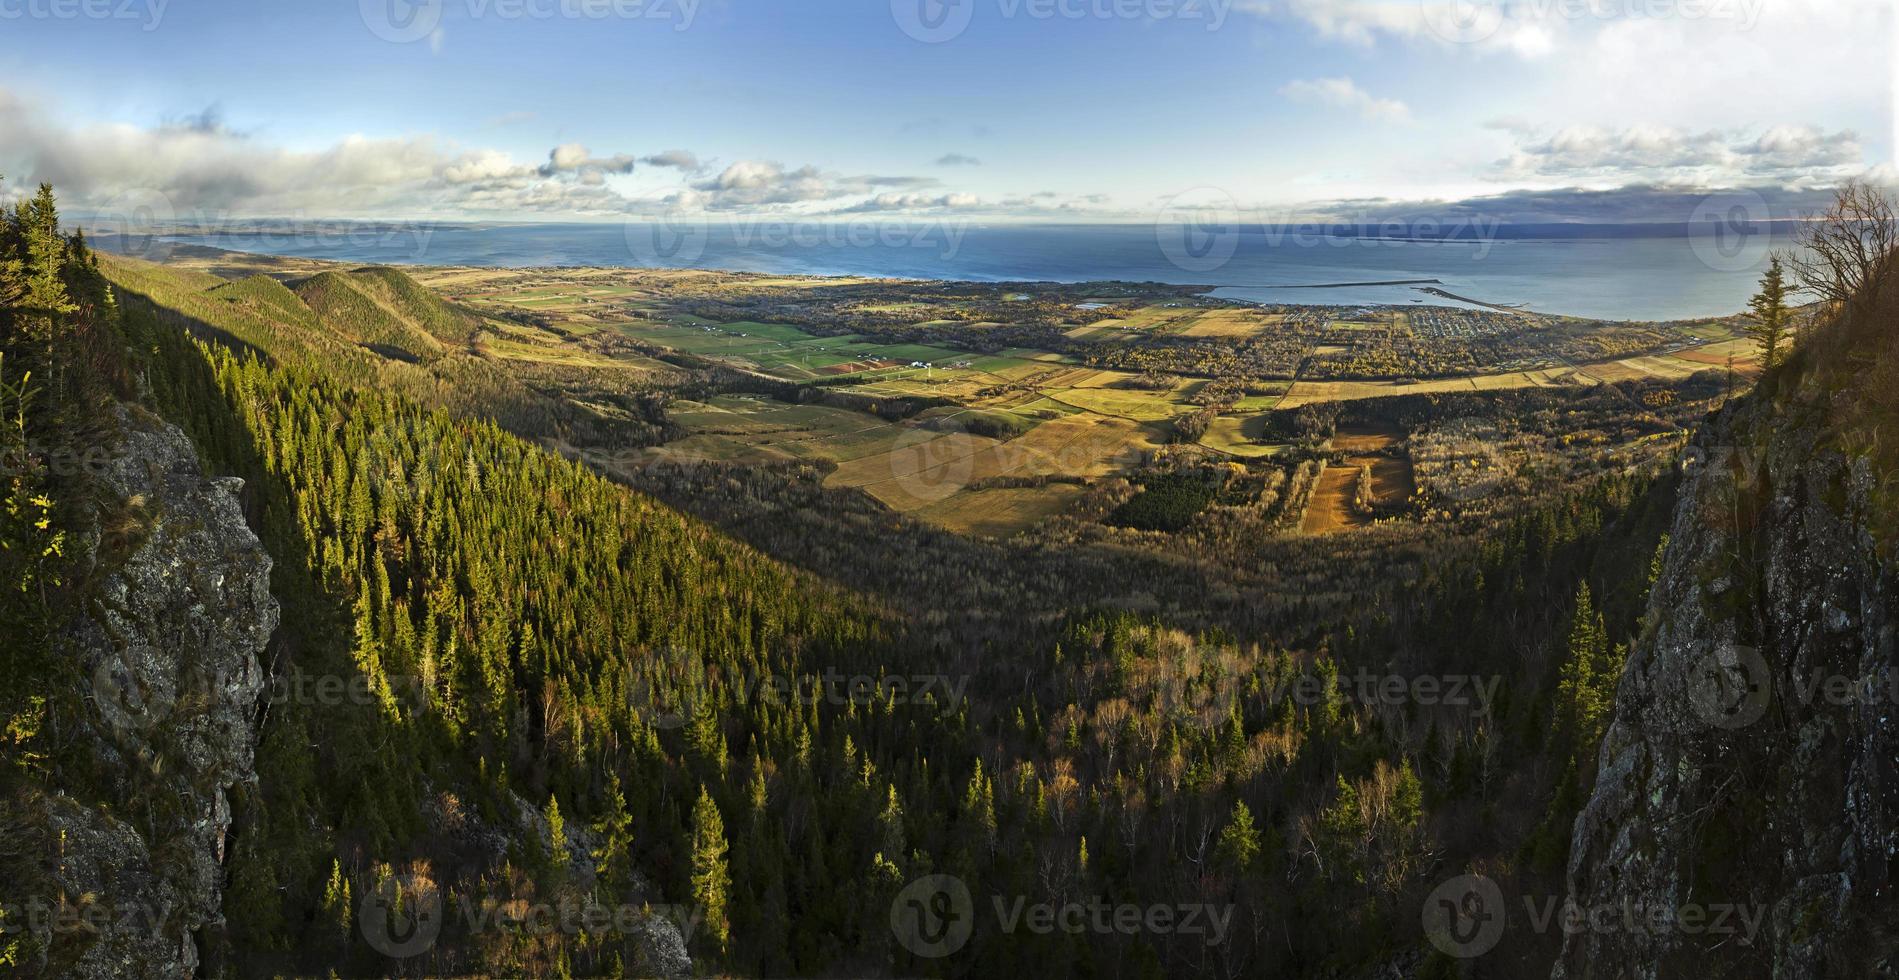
[1578,356,1704,383]
[1200,414,1282,458]
[825,413,1159,512]
[1176,308,1266,338]
[1047,387,1185,421]
[914,484,1089,537]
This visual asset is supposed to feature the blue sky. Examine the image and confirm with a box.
[0,0,1888,221]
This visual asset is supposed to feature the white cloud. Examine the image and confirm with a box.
[686,160,940,211]
[1279,77,1411,122]
[1243,0,1558,57]
[538,143,636,177]
[839,192,985,212]
[1498,123,1865,184]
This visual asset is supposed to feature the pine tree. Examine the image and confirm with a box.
[318,859,353,955]
[17,185,73,368]
[877,784,905,863]
[1746,254,1793,372]
[592,773,635,895]
[544,794,569,880]
[690,788,731,952]
[1217,800,1261,872]
[1555,584,1615,750]
[0,175,24,323]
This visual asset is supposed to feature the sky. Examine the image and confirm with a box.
[0,0,1889,223]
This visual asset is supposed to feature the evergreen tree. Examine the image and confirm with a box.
[1746,254,1793,372]
[690,788,731,953]
[1217,801,1261,872]
[544,793,570,886]
[592,774,636,895]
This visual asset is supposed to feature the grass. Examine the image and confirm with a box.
[664,397,902,463]
[915,484,1088,537]
[1201,414,1282,458]
[1048,386,1188,421]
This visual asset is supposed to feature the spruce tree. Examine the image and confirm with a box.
[1217,801,1261,872]
[690,788,731,952]
[592,774,635,895]
[1746,254,1793,372]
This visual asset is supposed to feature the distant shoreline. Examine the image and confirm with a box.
[1278,278,1442,289]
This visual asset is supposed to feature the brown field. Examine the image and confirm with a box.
[1302,465,1368,533]
[1578,356,1704,383]
[1302,426,1416,534]
[1277,373,1547,408]
[914,484,1089,537]
[1329,424,1403,453]
[818,358,905,375]
[1176,308,1266,338]
[825,413,1159,513]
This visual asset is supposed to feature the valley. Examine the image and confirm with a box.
[141,245,1754,544]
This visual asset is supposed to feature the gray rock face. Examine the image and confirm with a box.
[1554,391,1899,978]
[38,404,278,979]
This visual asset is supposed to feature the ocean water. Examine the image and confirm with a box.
[151,221,1801,322]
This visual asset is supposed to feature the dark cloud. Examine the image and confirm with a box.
[1313,183,1852,225]
[640,149,706,173]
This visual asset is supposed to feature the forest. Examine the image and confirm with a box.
[0,182,1722,977]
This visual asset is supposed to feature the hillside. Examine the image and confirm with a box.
[293,266,485,362]
[1555,258,1899,975]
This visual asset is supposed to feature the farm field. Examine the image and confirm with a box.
[138,256,1756,539]
[657,397,906,464]
[914,484,1091,537]
[1301,426,1416,534]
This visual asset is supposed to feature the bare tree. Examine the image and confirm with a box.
[1790,179,1899,308]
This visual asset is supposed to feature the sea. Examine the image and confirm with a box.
[141,220,1806,323]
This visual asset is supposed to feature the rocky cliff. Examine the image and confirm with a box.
[15,404,278,978]
[1555,359,1899,977]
